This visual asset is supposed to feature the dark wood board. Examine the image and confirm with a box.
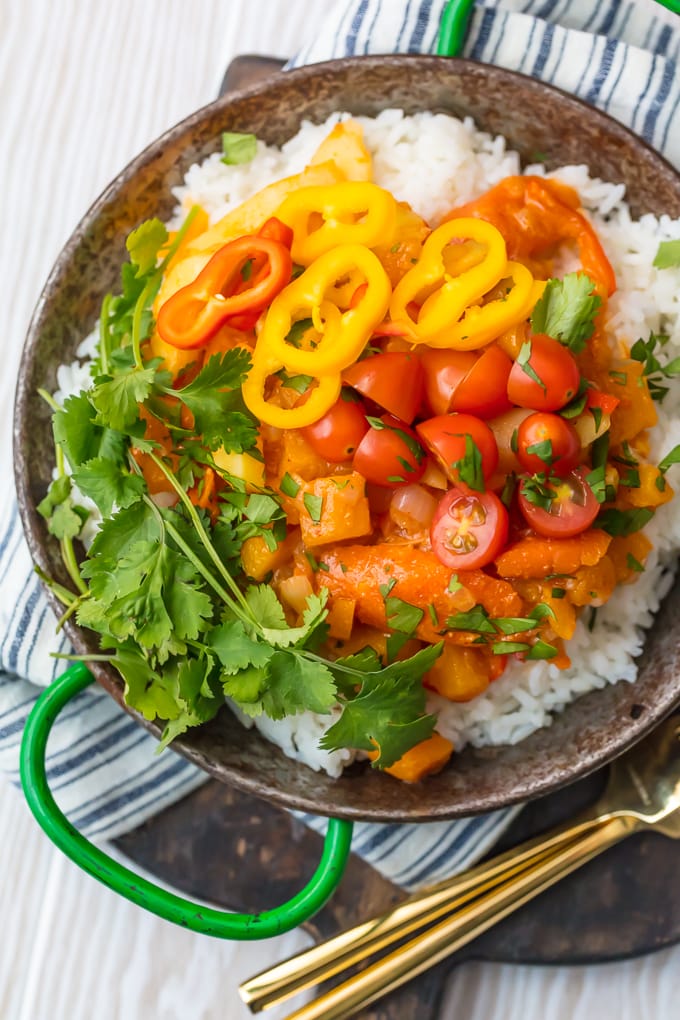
[113,56,680,1019]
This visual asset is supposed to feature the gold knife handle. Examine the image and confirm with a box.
[281,814,634,1020]
[240,805,613,1012]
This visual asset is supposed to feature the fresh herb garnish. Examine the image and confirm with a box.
[597,507,655,536]
[653,239,680,269]
[530,273,601,353]
[302,492,323,523]
[452,434,485,492]
[280,472,301,498]
[517,340,546,393]
[629,332,680,403]
[221,131,258,165]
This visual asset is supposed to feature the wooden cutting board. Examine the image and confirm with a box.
[114,56,680,1019]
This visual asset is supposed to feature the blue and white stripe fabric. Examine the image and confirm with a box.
[2,0,679,876]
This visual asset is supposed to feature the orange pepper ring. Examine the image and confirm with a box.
[156,235,292,350]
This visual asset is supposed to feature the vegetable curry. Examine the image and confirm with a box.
[40,121,680,784]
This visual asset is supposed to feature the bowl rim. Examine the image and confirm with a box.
[14,53,680,822]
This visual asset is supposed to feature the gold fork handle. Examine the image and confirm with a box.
[280,814,633,1020]
[240,806,610,1012]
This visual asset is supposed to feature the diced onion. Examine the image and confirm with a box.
[278,575,314,615]
[389,484,438,531]
[487,407,532,475]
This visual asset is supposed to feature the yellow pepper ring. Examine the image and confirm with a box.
[389,218,509,345]
[275,181,398,265]
[258,244,391,376]
[241,348,342,429]
[424,261,536,350]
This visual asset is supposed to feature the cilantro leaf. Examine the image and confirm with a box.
[530,273,601,353]
[126,218,168,276]
[597,507,655,536]
[384,597,424,634]
[517,340,546,392]
[452,434,485,492]
[113,646,183,722]
[72,457,145,516]
[221,132,258,165]
[80,540,213,660]
[658,444,680,475]
[172,350,257,452]
[90,367,156,432]
[260,651,336,718]
[37,475,88,540]
[303,492,323,523]
[209,619,274,674]
[53,392,127,468]
[322,644,441,767]
[653,239,680,269]
[157,656,222,750]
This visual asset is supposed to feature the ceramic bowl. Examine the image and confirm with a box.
[14,55,680,821]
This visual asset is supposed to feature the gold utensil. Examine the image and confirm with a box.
[240,715,680,1019]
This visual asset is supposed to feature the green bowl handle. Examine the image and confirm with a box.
[20,662,353,940]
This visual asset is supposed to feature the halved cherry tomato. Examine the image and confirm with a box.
[517,466,599,537]
[507,334,580,412]
[451,344,513,418]
[343,352,425,424]
[353,413,426,488]
[419,345,512,419]
[419,349,476,416]
[516,412,581,477]
[301,391,369,462]
[416,413,498,488]
[431,486,509,570]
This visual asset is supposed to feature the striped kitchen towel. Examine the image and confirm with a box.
[2,0,678,885]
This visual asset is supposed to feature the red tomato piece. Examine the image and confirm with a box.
[343,352,425,424]
[451,344,513,419]
[419,348,476,417]
[301,392,369,462]
[507,334,580,412]
[416,413,499,488]
[586,388,621,416]
[353,413,426,488]
[517,466,600,537]
[516,412,581,477]
[431,487,509,570]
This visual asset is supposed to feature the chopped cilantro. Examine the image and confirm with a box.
[653,239,680,269]
[517,340,546,393]
[384,597,424,634]
[221,131,258,165]
[280,473,301,498]
[452,435,485,492]
[626,553,645,573]
[658,443,680,475]
[303,492,323,523]
[597,507,655,536]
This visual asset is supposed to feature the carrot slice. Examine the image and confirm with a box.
[494,530,612,579]
[368,732,453,783]
[321,544,523,642]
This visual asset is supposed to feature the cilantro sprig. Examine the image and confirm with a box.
[530,273,601,353]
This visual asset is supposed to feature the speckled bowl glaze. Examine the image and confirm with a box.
[15,56,680,821]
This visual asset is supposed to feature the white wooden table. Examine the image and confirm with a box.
[3,2,679,1017]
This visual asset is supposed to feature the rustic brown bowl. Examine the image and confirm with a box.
[14,55,680,822]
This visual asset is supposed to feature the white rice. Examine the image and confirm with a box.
[60,110,680,776]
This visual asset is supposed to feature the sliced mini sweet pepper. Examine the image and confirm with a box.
[274,181,397,264]
[389,218,535,349]
[257,243,391,376]
[445,176,616,297]
[156,234,292,349]
[241,347,342,429]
